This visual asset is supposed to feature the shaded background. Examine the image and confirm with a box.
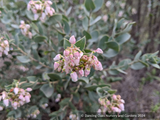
[0,0,160,119]
[104,0,160,113]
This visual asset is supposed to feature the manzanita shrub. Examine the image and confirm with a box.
[0,0,160,120]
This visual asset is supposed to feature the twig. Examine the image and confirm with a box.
[34,28,56,53]
[11,43,52,69]
[44,39,57,53]
[62,83,81,111]
[58,22,65,33]
[19,79,66,86]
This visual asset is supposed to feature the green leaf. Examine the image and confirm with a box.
[107,77,122,82]
[78,77,89,84]
[63,38,71,49]
[119,22,136,34]
[62,15,69,22]
[57,29,66,36]
[88,67,95,78]
[48,14,62,24]
[40,84,54,98]
[151,64,160,69]
[4,33,10,40]
[27,76,37,82]
[117,18,125,29]
[69,102,76,110]
[106,41,120,52]
[26,11,34,21]
[103,49,118,58]
[28,106,38,114]
[83,30,91,40]
[42,72,50,80]
[37,23,43,35]
[112,19,118,37]
[139,60,149,67]
[11,24,19,29]
[88,30,99,47]
[51,1,57,12]
[89,91,99,102]
[134,51,142,60]
[14,33,19,46]
[96,87,102,96]
[48,73,61,81]
[93,0,104,12]
[115,33,131,45]
[82,17,88,31]
[83,5,90,16]
[98,35,109,49]
[7,110,22,118]
[64,78,70,90]
[84,49,92,53]
[49,109,63,117]
[75,36,86,50]
[149,57,157,64]
[17,56,30,63]
[117,69,127,74]
[0,7,4,11]
[118,59,131,70]
[59,98,70,107]
[91,31,99,41]
[20,83,34,89]
[66,7,72,16]
[85,84,110,91]
[62,19,70,34]
[34,36,46,43]
[108,70,119,75]
[84,0,96,11]
[16,1,26,9]
[7,111,16,117]
[30,22,39,33]
[131,62,145,70]
[108,90,117,94]
[89,16,101,26]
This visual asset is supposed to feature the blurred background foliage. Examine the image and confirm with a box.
[0,0,160,119]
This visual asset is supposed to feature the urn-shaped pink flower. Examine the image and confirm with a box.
[112,95,117,100]
[3,99,9,107]
[14,88,19,94]
[70,72,78,82]
[79,69,84,77]
[95,48,103,54]
[69,36,76,44]
[119,103,125,111]
[85,68,90,77]
[26,88,32,92]
[54,54,61,61]
[25,95,30,103]
[54,62,59,70]
[63,50,70,56]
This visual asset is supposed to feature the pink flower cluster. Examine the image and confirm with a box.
[0,87,32,109]
[19,21,32,39]
[27,109,40,118]
[0,37,9,57]
[98,94,125,114]
[27,0,55,22]
[54,36,103,82]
